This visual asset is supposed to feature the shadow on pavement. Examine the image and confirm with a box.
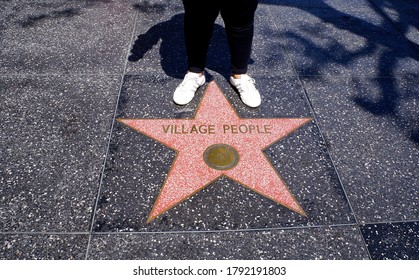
[128,0,417,144]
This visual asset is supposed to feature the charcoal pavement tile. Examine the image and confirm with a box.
[250,4,295,76]
[0,75,120,232]
[360,221,419,260]
[126,1,294,77]
[261,0,373,10]
[126,0,186,77]
[88,226,369,260]
[302,76,419,223]
[0,0,136,75]
[370,0,419,12]
[268,5,419,76]
[376,8,419,45]
[1,234,88,260]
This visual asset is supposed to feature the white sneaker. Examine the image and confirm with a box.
[229,74,261,108]
[173,72,205,105]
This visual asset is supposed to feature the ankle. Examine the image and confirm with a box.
[188,71,204,77]
[232,73,250,79]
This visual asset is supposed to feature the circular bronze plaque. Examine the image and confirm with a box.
[203,144,239,170]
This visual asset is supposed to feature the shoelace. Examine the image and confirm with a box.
[179,76,195,89]
[236,76,256,93]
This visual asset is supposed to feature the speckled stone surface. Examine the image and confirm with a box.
[0,0,136,74]
[1,0,418,260]
[370,0,419,11]
[248,4,295,76]
[0,75,120,232]
[267,4,419,76]
[360,222,419,260]
[372,5,419,45]
[125,1,186,77]
[126,2,294,77]
[261,0,373,10]
[88,226,369,260]
[302,76,419,223]
[1,234,88,260]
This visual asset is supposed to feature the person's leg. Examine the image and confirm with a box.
[182,0,220,74]
[221,0,261,108]
[174,0,220,105]
[220,0,258,75]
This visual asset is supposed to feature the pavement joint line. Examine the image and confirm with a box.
[355,225,373,260]
[357,219,419,226]
[122,72,418,79]
[268,4,374,12]
[1,1,416,260]
[89,223,361,236]
[0,232,89,235]
[0,73,416,79]
[0,73,125,77]
[84,9,140,260]
[266,3,360,226]
[2,220,416,236]
[297,74,419,79]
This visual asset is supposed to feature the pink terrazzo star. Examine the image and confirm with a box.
[118,81,312,222]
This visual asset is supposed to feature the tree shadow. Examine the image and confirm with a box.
[13,0,119,28]
[371,0,419,46]
[127,0,417,143]
[260,0,419,144]
[132,0,172,13]
[19,8,81,28]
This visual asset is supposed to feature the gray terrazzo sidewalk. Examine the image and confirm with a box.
[1,0,418,260]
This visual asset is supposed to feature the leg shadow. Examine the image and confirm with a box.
[128,13,232,79]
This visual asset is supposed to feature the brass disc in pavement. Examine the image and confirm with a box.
[203,144,239,171]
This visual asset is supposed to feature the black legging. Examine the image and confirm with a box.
[182,0,259,75]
